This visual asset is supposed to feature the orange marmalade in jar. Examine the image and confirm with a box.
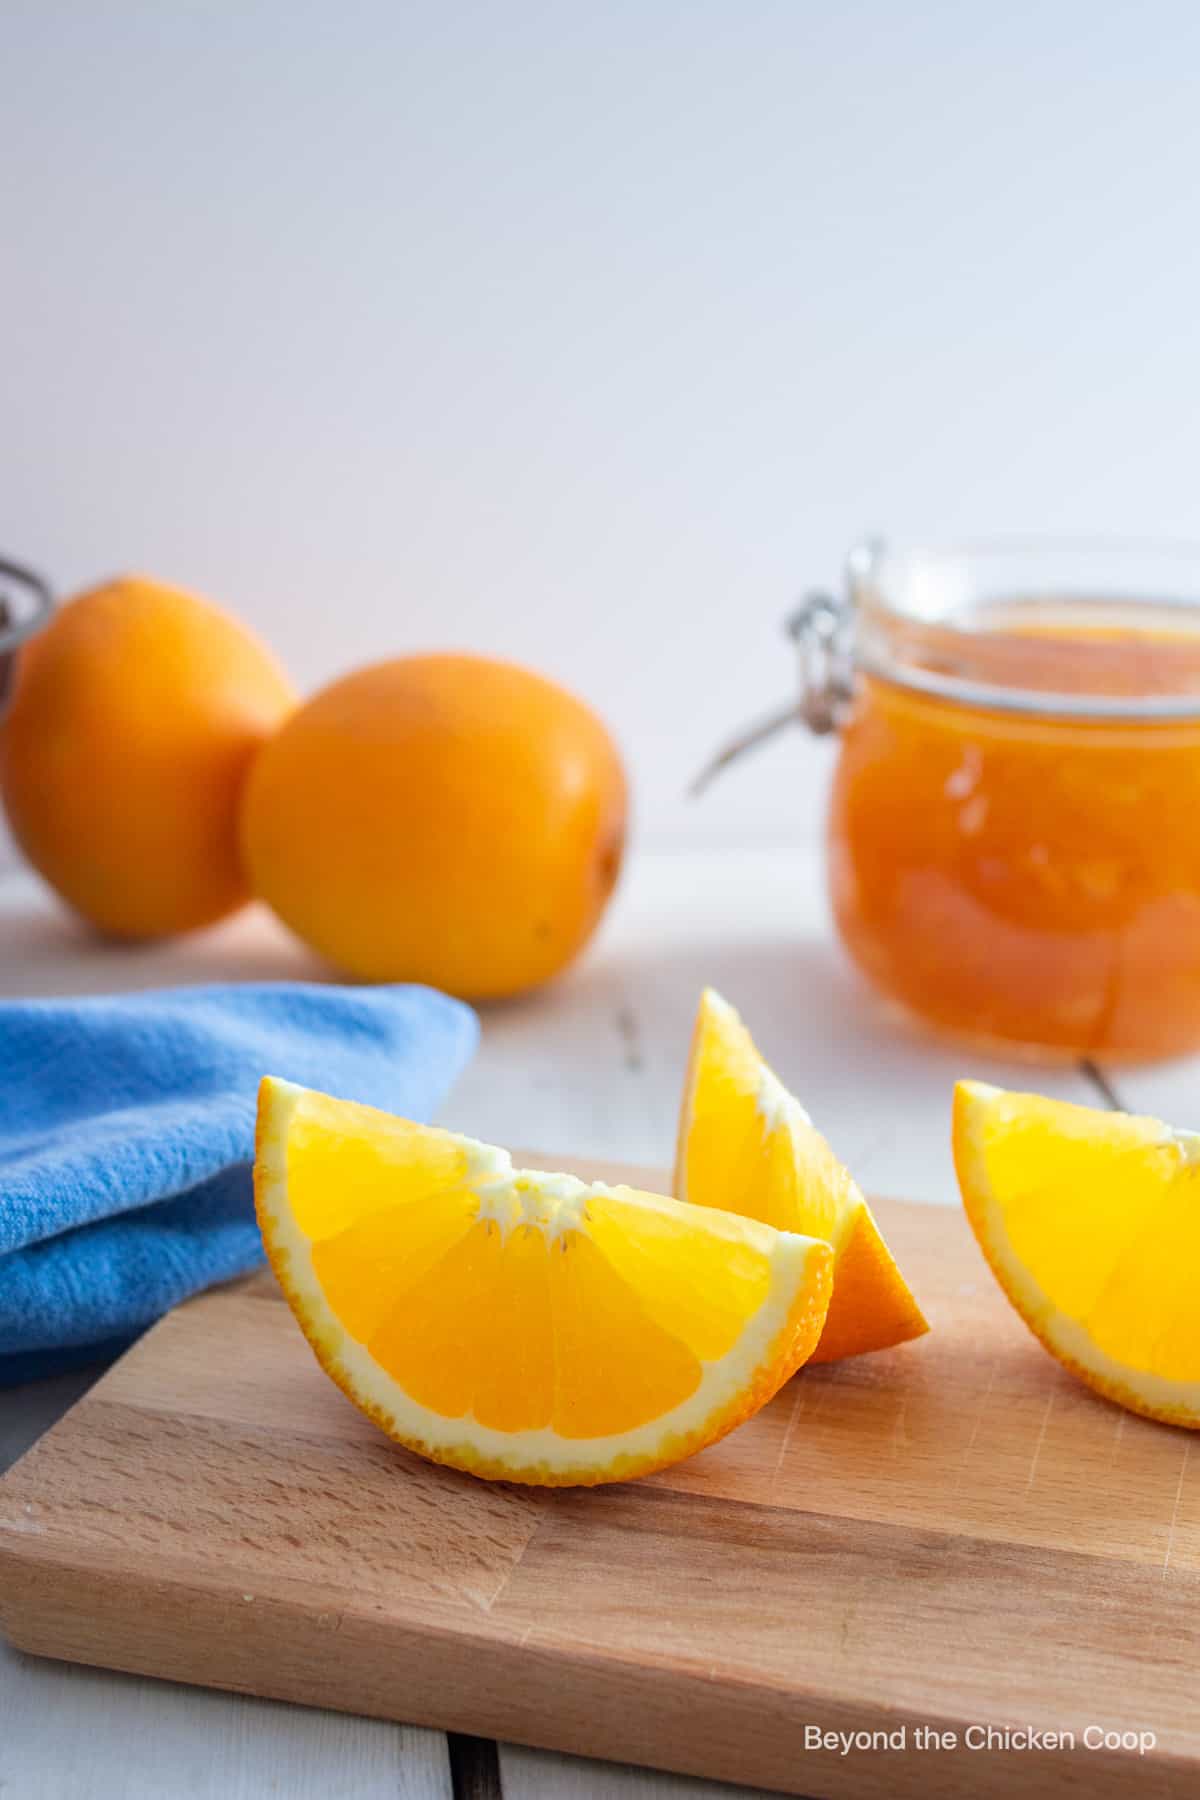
[802,543,1200,1062]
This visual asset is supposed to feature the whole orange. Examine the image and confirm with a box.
[1,576,295,937]
[240,653,627,997]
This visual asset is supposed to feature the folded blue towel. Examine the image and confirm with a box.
[0,983,478,1384]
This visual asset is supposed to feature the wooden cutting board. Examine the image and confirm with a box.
[2,1156,1198,1799]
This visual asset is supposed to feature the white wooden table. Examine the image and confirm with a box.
[1,847,1194,1800]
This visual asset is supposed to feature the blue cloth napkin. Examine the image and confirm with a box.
[0,983,478,1384]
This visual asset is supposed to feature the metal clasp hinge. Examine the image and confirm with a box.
[689,589,855,797]
[0,557,54,718]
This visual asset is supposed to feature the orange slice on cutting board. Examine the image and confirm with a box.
[954,1079,1200,1428]
[674,988,928,1362]
[255,1077,833,1486]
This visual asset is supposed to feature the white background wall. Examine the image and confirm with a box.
[3,0,1200,854]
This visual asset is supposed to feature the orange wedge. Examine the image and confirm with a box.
[954,1080,1200,1428]
[674,988,928,1362]
[255,1077,834,1486]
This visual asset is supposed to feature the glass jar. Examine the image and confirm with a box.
[776,541,1200,1063]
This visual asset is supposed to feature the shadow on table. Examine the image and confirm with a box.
[569,923,1090,1093]
[489,925,1097,1201]
[0,1359,114,1473]
[0,890,327,996]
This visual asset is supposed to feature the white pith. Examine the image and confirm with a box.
[959,1081,1200,1416]
[1170,1130,1200,1167]
[700,989,815,1137]
[689,988,863,1257]
[759,1066,812,1136]
[259,1078,825,1474]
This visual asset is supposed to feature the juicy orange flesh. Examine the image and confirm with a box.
[294,1134,776,1438]
[286,1095,471,1239]
[677,992,929,1365]
[973,1092,1200,1380]
[312,1189,480,1345]
[680,1016,849,1243]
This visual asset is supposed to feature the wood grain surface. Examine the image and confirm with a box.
[2,1156,1197,1800]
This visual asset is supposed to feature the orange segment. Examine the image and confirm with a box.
[311,1188,478,1343]
[549,1232,703,1437]
[255,1077,834,1486]
[584,1189,773,1361]
[471,1225,555,1433]
[674,988,928,1362]
[287,1091,473,1239]
[954,1080,1200,1426]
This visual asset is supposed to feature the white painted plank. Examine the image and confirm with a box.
[500,1743,782,1799]
[443,847,1099,1206]
[0,850,1100,1206]
[0,1644,452,1800]
[1093,1055,1200,1132]
[0,872,321,996]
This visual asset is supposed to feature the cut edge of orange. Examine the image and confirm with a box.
[674,987,929,1363]
[953,1078,1200,1430]
[255,1075,835,1486]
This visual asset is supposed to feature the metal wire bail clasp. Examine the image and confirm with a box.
[688,584,857,796]
[787,589,856,735]
[0,557,54,718]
